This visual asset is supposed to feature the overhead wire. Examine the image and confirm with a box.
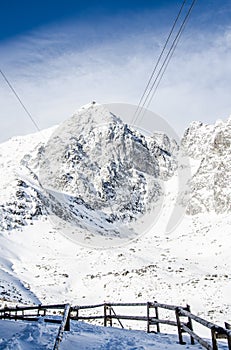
[144,0,197,113]
[132,0,187,125]
[0,68,41,132]
[131,0,197,126]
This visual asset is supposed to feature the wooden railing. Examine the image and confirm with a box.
[0,303,67,323]
[176,307,231,350]
[0,302,230,350]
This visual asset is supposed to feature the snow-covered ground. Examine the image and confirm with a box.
[0,318,57,349]
[3,210,230,327]
[2,317,228,350]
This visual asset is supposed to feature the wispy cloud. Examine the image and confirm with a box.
[0,15,231,142]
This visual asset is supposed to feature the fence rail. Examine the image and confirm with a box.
[0,302,230,350]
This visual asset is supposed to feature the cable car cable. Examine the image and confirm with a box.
[131,0,187,125]
[0,68,40,132]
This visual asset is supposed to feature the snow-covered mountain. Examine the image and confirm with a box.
[0,104,230,333]
[0,103,178,247]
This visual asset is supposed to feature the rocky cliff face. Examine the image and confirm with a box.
[181,117,231,215]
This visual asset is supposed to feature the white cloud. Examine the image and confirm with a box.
[0,20,231,142]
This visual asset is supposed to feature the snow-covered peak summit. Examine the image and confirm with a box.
[72,102,122,130]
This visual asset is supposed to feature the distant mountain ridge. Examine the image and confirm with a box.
[181,116,231,215]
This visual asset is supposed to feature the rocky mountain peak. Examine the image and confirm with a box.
[0,104,178,245]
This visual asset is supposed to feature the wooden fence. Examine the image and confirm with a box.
[0,302,230,350]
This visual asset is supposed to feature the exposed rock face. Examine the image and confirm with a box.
[0,179,43,231]
[181,117,231,215]
[38,103,178,234]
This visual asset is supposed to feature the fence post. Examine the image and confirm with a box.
[211,327,218,350]
[53,304,71,350]
[186,305,194,345]
[64,309,71,332]
[104,303,107,327]
[227,333,231,350]
[147,302,150,333]
[175,307,185,345]
[225,324,231,350]
[154,301,160,333]
[75,308,79,320]
[37,304,41,317]
[109,306,112,327]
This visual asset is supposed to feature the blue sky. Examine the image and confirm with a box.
[0,1,190,42]
[1,0,231,141]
